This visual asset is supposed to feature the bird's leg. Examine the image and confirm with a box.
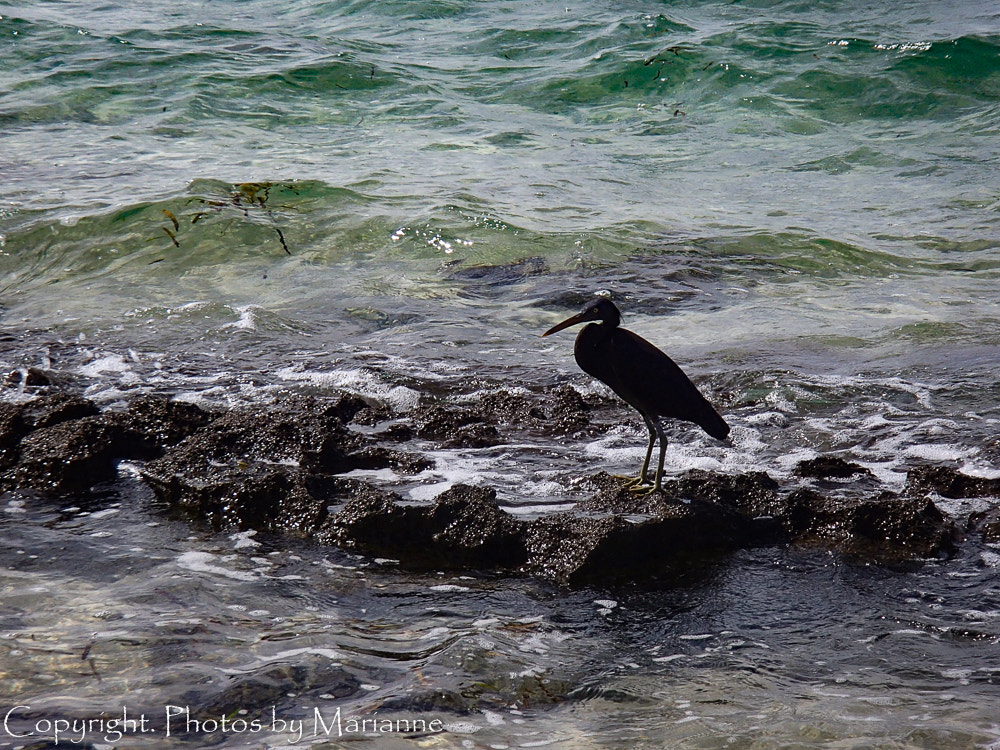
[631,420,668,496]
[622,417,657,491]
[652,421,668,493]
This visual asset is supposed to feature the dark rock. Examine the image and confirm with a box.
[547,384,591,433]
[847,491,955,558]
[475,390,549,426]
[0,385,966,581]
[21,392,100,430]
[103,395,212,459]
[0,403,25,470]
[328,483,527,570]
[373,422,416,441]
[782,488,956,558]
[410,385,591,448]
[449,421,502,448]
[523,499,772,584]
[321,392,372,424]
[143,402,423,478]
[413,404,478,437]
[124,396,421,531]
[984,520,1000,545]
[470,385,591,435]
[413,405,501,448]
[578,470,782,519]
[351,402,396,427]
[796,456,874,480]
[327,475,787,584]
[0,394,153,492]
[671,469,781,515]
[522,513,639,583]
[138,400,428,532]
[3,416,128,494]
[0,394,206,494]
[347,445,432,473]
[575,472,670,515]
[144,460,325,532]
[906,465,1000,499]
[5,366,53,387]
[428,484,526,563]
[210,407,362,467]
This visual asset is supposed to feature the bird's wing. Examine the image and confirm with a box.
[608,328,729,439]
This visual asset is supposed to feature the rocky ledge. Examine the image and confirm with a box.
[1,388,991,584]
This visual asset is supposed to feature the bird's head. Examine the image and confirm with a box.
[542,297,621,337]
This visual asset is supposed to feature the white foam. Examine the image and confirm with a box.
[277,365,421,411]
[518,480,565,497]
[858,461,907,489]
[746,411,792,428]
[775,448,819,474]
[904,444,976,462]
[979,551,1000,569]
[505,503,576,516]
[221,304,260,330]
[230,530,261,549]
[403,483,438,501]
[344,467,401,483]
[263,646,342,661]
[455,386,532,404]
[402,448,530,502]
[959,465,1000,480]
[175,550,259,581]
[78,354,131,377]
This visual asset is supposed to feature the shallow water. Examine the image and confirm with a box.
[2,0,1000,746]
[3,486,1000,749]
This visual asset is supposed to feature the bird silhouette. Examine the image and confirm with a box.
[542,297,729,493]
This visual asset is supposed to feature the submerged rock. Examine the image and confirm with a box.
[196,661,361,719]
[523,499,771,584]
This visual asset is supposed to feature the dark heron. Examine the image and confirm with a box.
[542,297,730,493]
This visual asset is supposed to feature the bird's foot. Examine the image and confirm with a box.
[627,482,665,497]
[611,474,646,489]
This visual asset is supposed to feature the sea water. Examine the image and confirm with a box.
[2,1,1000,747]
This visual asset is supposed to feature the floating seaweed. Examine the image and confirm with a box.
[162,209,179,231]
[156,181,295,255]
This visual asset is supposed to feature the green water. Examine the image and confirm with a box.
[3,1,999,355]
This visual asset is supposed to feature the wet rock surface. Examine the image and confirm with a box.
[795,455,875,480]
[0,385,979,584]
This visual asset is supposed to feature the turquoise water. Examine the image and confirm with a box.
[2,1,1000,747]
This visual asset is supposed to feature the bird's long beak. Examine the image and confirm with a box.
[541,312,588,337]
